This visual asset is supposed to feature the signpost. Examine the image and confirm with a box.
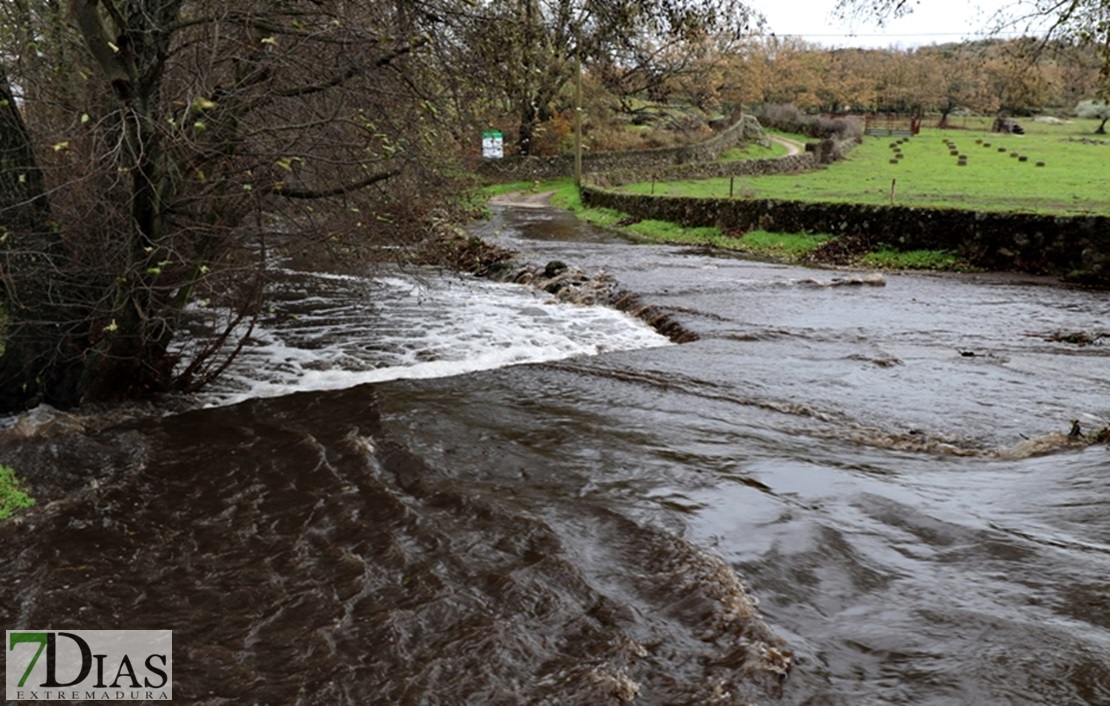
[481,130,503,159]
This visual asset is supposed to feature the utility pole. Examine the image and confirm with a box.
[574,40,583,188]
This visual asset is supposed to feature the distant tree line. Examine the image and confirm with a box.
[712,37,1105,122]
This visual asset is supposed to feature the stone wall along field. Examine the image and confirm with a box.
[581,188,1110,280]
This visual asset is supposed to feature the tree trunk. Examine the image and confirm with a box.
[60,0,185,404]
[517,102,537,155]
[937,104,953,128]
[75,89,179,402]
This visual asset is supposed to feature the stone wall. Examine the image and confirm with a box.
[595,153,816,187]
[475,114,767,182]
[580,189,1110,278]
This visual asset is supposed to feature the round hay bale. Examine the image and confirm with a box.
[1018,155,1028,162]
[1036,161,1046,167]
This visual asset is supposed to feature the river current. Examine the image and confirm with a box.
[1,204,1107,705]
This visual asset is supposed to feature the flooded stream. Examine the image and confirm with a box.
[1,204,1108,704]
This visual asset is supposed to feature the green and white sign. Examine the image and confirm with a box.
[482,130,503,159]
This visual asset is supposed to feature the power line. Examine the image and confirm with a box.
[764,30,1031,38]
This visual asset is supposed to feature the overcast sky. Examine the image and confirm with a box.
[750,0,1048,49]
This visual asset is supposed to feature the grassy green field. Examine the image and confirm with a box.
[615,118,1110,215]
[719,138,789,161]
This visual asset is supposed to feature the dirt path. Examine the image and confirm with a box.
[488,190,557,207]
[769,134,804,156]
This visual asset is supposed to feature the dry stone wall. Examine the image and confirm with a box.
[596,153,815,187]
[581,189,1110,280]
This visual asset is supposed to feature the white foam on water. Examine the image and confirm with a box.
[199,268,671,407]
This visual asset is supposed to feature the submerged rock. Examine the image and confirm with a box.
[544,259,569,277]
[1042,330,1106,346]
[7,405,86,438]
[434,232,698,343]
[797,273,886,288]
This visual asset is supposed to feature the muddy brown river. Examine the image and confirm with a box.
[1,205,1108,705]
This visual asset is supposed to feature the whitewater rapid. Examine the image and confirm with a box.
[202,267,672,407]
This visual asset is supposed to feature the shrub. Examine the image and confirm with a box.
[751,104,862,143]
[813,115,863,142]
[753,103,808,133]
[0,465,34,520]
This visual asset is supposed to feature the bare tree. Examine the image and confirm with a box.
[1076,99,1110,133]
[0,0,463,411]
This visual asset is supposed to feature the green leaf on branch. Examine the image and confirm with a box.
[191,97,219,111]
